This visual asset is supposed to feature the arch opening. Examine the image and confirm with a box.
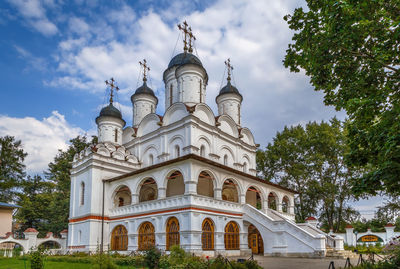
[222,179,239,203]
[197,171,214,198]
[38,241,61,249]
[248,224,264,254]
[224,221,239,250]
[202,218,214,250]
[268,192,278,210]
[113,185,132,207]
[282,196,290,213]
[166,171,184,197]
[246,186,262,210]
[166,217,180,250]
[138,222,155,250]
[139,178,158,202]
[111,225,128,251]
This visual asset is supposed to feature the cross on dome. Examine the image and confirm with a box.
[105,77,119,104]
[225,58,234,82]
[139,59,150,82]
[177,21,196,53]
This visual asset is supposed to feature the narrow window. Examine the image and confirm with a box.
[149,154,154,165]
[199,80,202,102]
[243,162,247,173]
[200,145,205,157]
[175,145,180,158]
[170,85,173,106]
[78,230,82,244]
[80,182,85,205]
[224,155,228,166]
[114,129,118,143]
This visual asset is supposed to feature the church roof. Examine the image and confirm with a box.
[217,81,242,100]
[168,52,203,69]
[98,103,123,119]
[132,81,156,98]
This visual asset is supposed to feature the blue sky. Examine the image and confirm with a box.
[0,0,382,217]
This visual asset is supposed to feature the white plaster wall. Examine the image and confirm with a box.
[132,94,158,128]
[217,93,242,125]
[97,117,125,145]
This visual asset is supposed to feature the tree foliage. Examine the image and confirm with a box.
[257,119,360,230]
[0,136,27,203]
[284,0,400,196]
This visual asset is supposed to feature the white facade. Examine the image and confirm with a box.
[68,50,337,257]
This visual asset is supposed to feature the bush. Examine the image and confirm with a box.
[91,253,118,269]
[30,249,44,269]
[144,247,161,269]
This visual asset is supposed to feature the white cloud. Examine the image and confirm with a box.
[14,45,47,72]
[8,0,58,36]
[0,111,84,173]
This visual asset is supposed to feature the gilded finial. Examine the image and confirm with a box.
[225,58,234,82]
[105,77,119,104]
[178,21,195,53]
[139,59,150,82]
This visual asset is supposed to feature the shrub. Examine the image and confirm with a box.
[144,247,161,269]
[30,249,44,269]
[91,253,118,269]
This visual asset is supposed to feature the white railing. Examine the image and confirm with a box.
[108,194,243,217]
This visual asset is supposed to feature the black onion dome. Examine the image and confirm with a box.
[132,82,156,97]
[217,81,243,100]
[96,103,125,125]
[168,52,203,69]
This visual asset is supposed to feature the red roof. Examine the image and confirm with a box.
[306,216,317,221]
[345,224,353,228]
[385,223,395,227]
[60,229,68,234]
[24,228,38,233]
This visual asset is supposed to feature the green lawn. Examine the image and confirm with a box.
[0,258,137,269]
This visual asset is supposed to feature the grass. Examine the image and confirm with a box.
[0,258,137,269]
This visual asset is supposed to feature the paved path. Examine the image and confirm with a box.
[232,256,358,269]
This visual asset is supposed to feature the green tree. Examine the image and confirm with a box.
[15,175,54,236]
[283,0,400,196]
[0,135,27,202]
[44,136,95,234]
[257,119,360,230]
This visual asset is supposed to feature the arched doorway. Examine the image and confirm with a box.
[224,221,240,250]
[111,225,128,251]
[268,192,278,210]
[166,171,185,197]
[248,224,264,254]
[113,185,132,207]
[197,171,214,198]
[139,178,158,202]
[39,241,61,250]
[282,196,290,213]
[166,217,180,250]
[201,218,214,250]
[246,186,262,209]
[138,222,155,250]
[222,179,239,202]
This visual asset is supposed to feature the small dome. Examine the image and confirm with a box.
[168,52,203,69]
[217,81,242,100]
[98,103,122,119]
[132,82,156,97]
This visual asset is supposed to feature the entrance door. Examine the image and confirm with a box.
[250,233,258,254]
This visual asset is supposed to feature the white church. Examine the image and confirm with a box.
[67,23,342,257]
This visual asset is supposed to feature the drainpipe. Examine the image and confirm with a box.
[100,179,105,254]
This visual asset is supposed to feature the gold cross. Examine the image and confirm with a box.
[105,77,119,104]
[225,58,234,82]
[188,27,196,53]
[178,21,195,53]
[139,59,150,82]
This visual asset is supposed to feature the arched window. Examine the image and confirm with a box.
[202,218,214,250]
[139,178,158,202]
[113,185,132,207]
[166,171,184,197]
[268,192,278,210]
[243,162,247,173]
[149,154,154,165]
[200,145,205,157]
[111,225,128,251]
[282,196,290,213]
[197,171,214,197]
[222,179,239,203]
[138,222,155,250]
[175,145,180,158]
[246,186,262,210]
[115,128,118,143]
[166,217,179,250]
[223,155,228,166]
[224,221,239,250]
[80,182,85,205]
[78,230,82,244]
